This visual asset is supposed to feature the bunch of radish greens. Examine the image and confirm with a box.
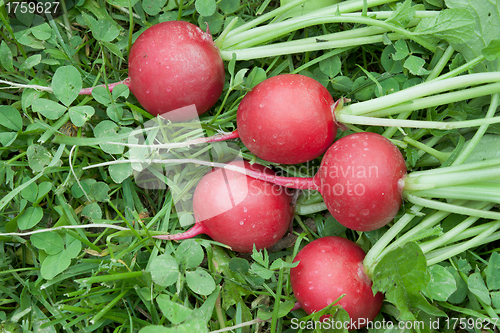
[1,0,500,332]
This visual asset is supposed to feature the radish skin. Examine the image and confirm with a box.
[290,236,384,330]
[153,161,294,252]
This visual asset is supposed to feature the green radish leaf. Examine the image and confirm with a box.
[232,68,248,89]
[257,299,295,320]
[31,23,52,41]
[269,258,299,270]
[176,240,204,269]
[91,86,112,105]
[486,252,500,290]
[111,84,130,100]
[20,177,38,203]
[229,257,249,274]
[90,182,110,202]
[65,234,82,259]
[198,12,224,34]
[404,55,429,75]
[31,99,67,120]
[20,54,41,71]
[41,250,71,280]
[445,266,468,304]
[30,232,64,255]
[0,106,23,131]
[381,45,404,74]
[468,272,491,305]
[51,66,82,107]
[331,76,354,93]
[109,159,132,183]
[186,287,220,323]
[385,0,415,26]
[445,0,500,71]
[425,265,457,301]
[0,41,14,72]
[27,144,52,173]
[101,41,125,60]
[156,294,193,324]
[36,182,52,202]
[245,67,266,88]
[93,120,124,155]
[186,268,216,296]
[0,133,17,147]
[392,40,410,61]
[81,202,102,220]
[250,263,273,279]
[482,39,500,61]
[71,178,96,199]
[372,242,441,321]
[195,0,216,17]
[375,77,400,97]
[142,0,167,16]
[69,106,95,127]
[413,8,475,44]
[219,0,240,14]
[19,54,42,71]
[18,206,44,230]
[147,253,179,287]
[22,79,48,111]
[491,292,500,309]
[319,55,341,78]
[457,257,472,274]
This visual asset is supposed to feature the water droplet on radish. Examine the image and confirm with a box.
[166,87,172,92]
[243,207,247,212]
[239,221,244,225]
[309,286,314,290]
[259,103,264,108]
[146,90,150,94]
[361,209,369,216]
[257,125,262,130]
[304,302,310,307]
[327,298,333,304]
[277,137,286,145]
[327,273,332,277]
[363,141,368,146]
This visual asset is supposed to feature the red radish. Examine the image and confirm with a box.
[216,132,406,231]
[80,21,225,120]
[290,236,384,330]
[236,74,336,164]
[153,160,294,252]
[315,132,406,231]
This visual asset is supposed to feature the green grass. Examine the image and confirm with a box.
[1,0,500,332]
